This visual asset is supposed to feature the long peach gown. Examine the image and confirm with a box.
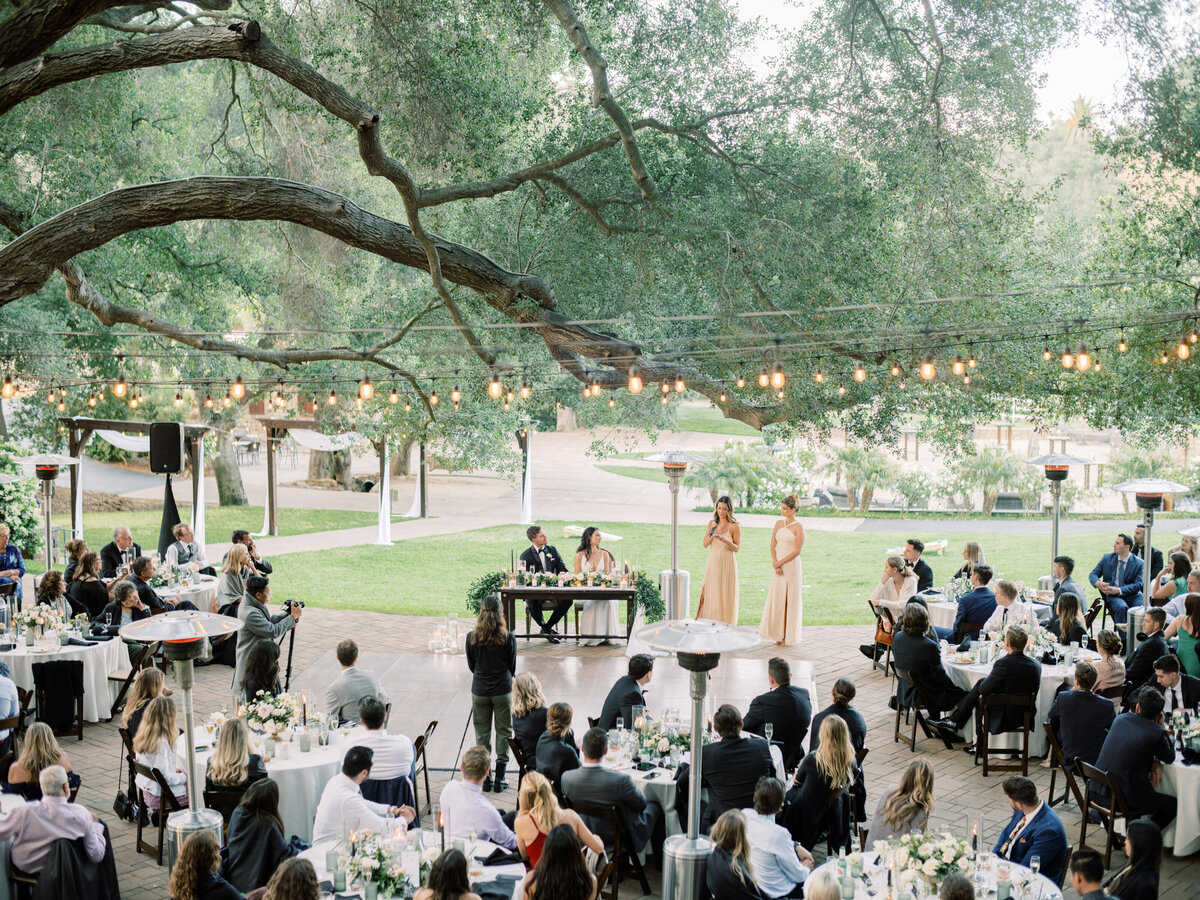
[759,523,802,644]
[697,535,739,624]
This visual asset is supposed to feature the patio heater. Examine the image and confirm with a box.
[120,610,244,871]
[1114,477,1189,656]
[636,618,759,900]
[16,454,80,579]
[644,452,706,620]
[1025,453,1090,574]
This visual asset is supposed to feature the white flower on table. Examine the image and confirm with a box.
[922,858,940,878]
[658,738,669,754]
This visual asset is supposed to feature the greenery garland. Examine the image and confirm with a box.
[465,569,663,623]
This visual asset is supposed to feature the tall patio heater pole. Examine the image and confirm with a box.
[1025,454,1090,576]
[645,452,706,620]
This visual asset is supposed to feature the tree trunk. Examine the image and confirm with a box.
[212,427,247,506]
[860,487,874,511]
[982,490,998,515]
[845,477,857,512]
[308,447,351,487]
[389,435,416,477]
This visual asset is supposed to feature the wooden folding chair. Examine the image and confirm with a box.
[893,668,938,752]
[866,600,895,674]
[203,787,248,835]
[588,716,600,729]
[975,692,1037,776]
[1083,598,1103,633]
[132,759,186,865]
[951,621,987,645]
[15,687,33,738]
[1077,760,1136,867]
[108,640,159,718]
[569,799,652,900]
[411,719,438,818]
[1042,722,1084,809]
[507,737,531,790]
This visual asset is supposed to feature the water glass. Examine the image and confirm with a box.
[765,722,774,742]
[616,716,624,732]
[1029,855,1040,876]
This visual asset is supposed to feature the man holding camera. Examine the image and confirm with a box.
[233,576,300,698]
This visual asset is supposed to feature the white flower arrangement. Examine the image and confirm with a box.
[242,691,300,734]
[346,831,409,895]
[13,603,63,631]
[942,576,971,603]
[874,832,974,887]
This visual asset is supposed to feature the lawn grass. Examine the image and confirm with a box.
[595,464,668,483]
[267,520,1117,626]
[52,506,378,549]
[671,405,759,437]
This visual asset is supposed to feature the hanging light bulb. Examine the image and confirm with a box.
[1189,326,1198,344]
[967,346,978,369]
[627,367,643,394]
[1,375,13,398]
[898,380,907,389]
[814,367,824,384]
[451,384,461,403]
[506,388,515,403]
[582,385,590,400]
[488,373,502,399]
[204,393,214,409]
[889,360,901,377]
[1093,354,1103,372]
[389,386,399,404]
[776,389,785,400]
[1118,330,1128,353]
[837,384,846,396]
[1076,343,1093,371]
[952,354,965,376]
[46,388,56,404]
[962,375,971,385]
[770,364,785,390]
[453,401,460,412]
[360,377,374,400]
[520,381,531,400]
[328,388,338,405]
[736,374,746,389]
[430,388,439,406]
[504,399,511,410]
[274,390,285,408]
[113,374,127,398]
[853,362,866,382]
[719,389,727,403]
[660,394,669,405]
[757,366,770,388]
[354,396,364,410]
[674,376,686,393]
[87,393,97,408]
[660,380,670,395]
[404,401,411,412]
[1042,342,1053,362]
[919,355,936,381]
[56,398,65,412]
[222,391,231,407]
[129,394,139,409]
[174,392,183,408]
[1061,346,1075,369]
[1160,349,1170,364]
[608,398,616,408]
[231,374,246,400]
[1178,336,1191,360]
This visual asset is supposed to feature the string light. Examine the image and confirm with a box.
[1093,354,1103,373]
[889,360,901,377]
[1190,326,1199,344]
[1118,330,1128,353]
[404,401,411,412]
[853,362,866,382]
[1042,339,1053,362]
[430,388,439,406]
[504,399,512,410]
[674,376,686,393]
[898,380,906,389]
[174,392,183,407]
[1061,346,1075,369]
[608,398,615,407]
[919,355,936,381]
[967,345,978,369]
[776,389,785,399]
[204,393,214,409]
[354,396,364,410]
[628,366,643,394]
[719,388,727,403]
[837,385,846,396]
[453,401,460,411]
[87,394,97,407]
[222,391,231,407]
[488,373,502,399]
[660,394,669,405]
[328,388,338,405]
[952,354,965,376]
[129,393,139,409]
[757,366,770,388]
[231,374,246,400]
[962,375,971,385]
[46,388,56,404]
[506,388,515,403]
[520,381,531,400]
[582,385,591,400]
[660,380,670,395]
[113,372,127,398]
[1,375,13,398]
[814,367,824,384]
[736,374,746,389]
[359,377,374,400]
[1076,344,1092,371]
[389,387,399,404]
[770,364,785,390]
[1160,350,1170,364]
[274,389,285,408]
[450,384,461,403]
[1177,335,1191,360]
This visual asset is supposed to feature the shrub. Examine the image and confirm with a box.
[0,441,42,556]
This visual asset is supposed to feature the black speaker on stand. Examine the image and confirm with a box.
[150,423,185,475]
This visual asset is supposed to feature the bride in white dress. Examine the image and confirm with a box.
[575,526,619,646]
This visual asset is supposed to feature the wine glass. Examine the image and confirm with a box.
[1029,855,1040,877]
[764,722,774,742]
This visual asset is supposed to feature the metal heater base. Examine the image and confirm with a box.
[662,834,712,900]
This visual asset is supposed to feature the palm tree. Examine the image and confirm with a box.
[1063,96,1097,145]
[1105,448,1173,513]
[848,449,897,511]
[956,447,1023,515]
[821,446,865,511]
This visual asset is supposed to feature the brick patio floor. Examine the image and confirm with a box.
[70,610,1198,899]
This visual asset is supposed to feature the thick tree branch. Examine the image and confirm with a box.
[537,174,644,236]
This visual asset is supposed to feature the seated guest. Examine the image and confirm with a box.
[678,704,774,832]
[134,697,188,809]
[1133,524,1164,581]
[420,850,483,900]
[166,523,217,576]
[993,776,1068,884]
[514,771,602,868]
[599,653,653,730]
[217,544,252,609]
[440,745,517,850]
[1154,653,1200,712]
[0,765,105,874]
[743,777,813,900]
[99,525,141,578]
[1093,686,1177,830]
[36,570,83,619]
[1047,661,1114,773]
[0,662,16,756]
[101,580,150,629]
[983,580,1035,632]
[325,639,389,726]
[1047,592,1088,647]
[804,871,840,900]
[1150,551,1191,605]
[809,677,866,820]
[222,779,297,892]
[562,728,663,859]
[742,657,813,771]
[519,525,571,642]
[241,640,282,700]
[939,874,974,900]
[865,759,934,846]
[4,722,80,799]
[706,810,768,900]
[511,672,549,764]
[1089,533,1144,625]
[520,825,596,900]
[931,626,1041,749]
[1094,629,1127,694]
[131,556,198,612]
[859,557,921,661]
[205,717,267,792]
[123,667,166,742]
[1125,608,1169,703]
[168,829,241,900]
[355,696,414,781]
[0,525,23,605]
[1067,847,1111,900]
[63,538,87,584]
[1103,819,1163,900]
[953,541,985,580]
[891,603,968,716]
[933,564,996,643]
[535,702,579,790]
[1164,593,1200,678]
[904,538,934,592]
[230,530,272,575]
[312,746,414,843]
[71,552,110,620]
[262,858,319,900]
[1168,533,1197,565]
[1160,570,1200,620]
[784,716,856,852]
[1052,555,1087,605]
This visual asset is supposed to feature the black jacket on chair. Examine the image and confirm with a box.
[742,684,812,771]
[891,631,967,715]
[32,827,119,900]
[31,660,83,734]
[675,736,774,833]
[598,675,645,731]
[1125,632,1169,701]
[1047,688,1115,772]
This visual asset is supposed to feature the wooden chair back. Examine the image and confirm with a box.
[892,667,937,752]
[976,692,1036,776]
[131,759,185,865]
[411,719,437,819]
[1042,722,1084,810]
[1077,759,1136,867]
[507,737,530,790]
[568,798,651,900]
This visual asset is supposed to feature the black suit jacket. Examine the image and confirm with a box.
[891,630,966,714]
[519,544,568,575]
[1165,674,1200,711]
[913,557,933,592]
[99,541,141,579]
[1125,632,1169,700]
[676,736,774,832]
[1048,688,1115,771]
[742,684,812,770]
[561,764,652,851]
[534,732,580,788]
[1133,544,1163,579]
[599,675,645,731]
[512,706,547,764]
[1093,711,1175,813]
[810,704,867,755]
[129,575,166,613]
[784,752,851,851]
[974,650,1042,733]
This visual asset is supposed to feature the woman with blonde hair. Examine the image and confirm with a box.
[954,542,985,579]
[786,715,856,850]
[804,870,842,900]
[216,544,251,607]
[4,722,79,799]
[1094,629,1127,694]
[514,771,602,868]
[262,858,321,900]
[168,829,241,900]
[869,556,918,608]
[511,672,548,764]
[134,696,188,808]
[1167,533,1197,566]
[760,493,805,645]
[698,496,741,625]
[205,717,267,791]
[466,595,516,792]
[705,810,763,900]
[123,666,166,739]
[865,759,934,845]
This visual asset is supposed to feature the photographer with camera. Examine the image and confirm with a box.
[233,576,301,700]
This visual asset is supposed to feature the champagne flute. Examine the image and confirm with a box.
[1029,855,1040,877]
[765,722,774,743]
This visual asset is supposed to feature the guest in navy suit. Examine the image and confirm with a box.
[518,525,571,642]
[742,657,812,772]
[1124,608,1169,705]
[1093,686,1176,830]
[933,565,997,643]
[1047,660,1114,772]
[1089,533,1144,624]
[991,776,1069,886]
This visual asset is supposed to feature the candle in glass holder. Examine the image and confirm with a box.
[302,693,307,727]
[299,732,312,753]
[325,848,339,872]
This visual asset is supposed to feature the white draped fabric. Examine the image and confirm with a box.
[93,429,151,452]
[376,437,392,545]
[191,435,206,547]
[286,428,362,452]
[521,433,532,525]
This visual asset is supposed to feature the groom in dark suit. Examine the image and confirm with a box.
[518,525,571,642]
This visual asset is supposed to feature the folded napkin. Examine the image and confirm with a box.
[0,644,14,652]
[1182,747,1200,766]
[67,638,98,647]
[479,848,523,867]
[86,633,114,641]
[472,883,517,900]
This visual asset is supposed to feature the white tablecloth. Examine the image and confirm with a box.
[0,637,130,722]
[159,574,219,612]
[812,857,1061,899]
[193,727,361,842]
[880,595,1053,633]
[1159,760,1200,856]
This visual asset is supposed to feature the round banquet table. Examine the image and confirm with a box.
[811,856,1062,900]
[0,636,130,722]
[158,574,219,612]
[1159,758,1200,856]
[301,835,525,897]
[941,648,1098,757]
[879,594,1053,632]
[192,726,362,842]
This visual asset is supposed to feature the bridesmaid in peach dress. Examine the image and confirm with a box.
[760,494,804,645]
[697,496,740,624]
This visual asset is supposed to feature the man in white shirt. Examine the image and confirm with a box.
[0,766,106,873]
[0,663,19,755]
[325,640,390,726]
[356,696,414,780]
[164,523,216,575]
[742,777,813,899]
[983,580,1035,632]
[439,745,517,850]
[312,747,414,844]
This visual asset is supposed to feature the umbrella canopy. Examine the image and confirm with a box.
[1177,524,1200,539]
[643,451,708,466]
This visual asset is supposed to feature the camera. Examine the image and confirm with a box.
[282,599,305,612]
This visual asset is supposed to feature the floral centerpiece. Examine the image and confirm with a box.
[875,832,974,890]
[13,603,63,632]
[242,691,300,737]
[71,613,91,632]
[346,831,410,897]
[634,718,709,758]
[942,576,970,603]
[148,562,182,589]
